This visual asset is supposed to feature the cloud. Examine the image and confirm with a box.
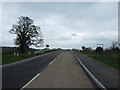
[2,2,118,49]
[71,33,77,37]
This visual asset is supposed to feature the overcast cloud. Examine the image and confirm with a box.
[1,2,118,49]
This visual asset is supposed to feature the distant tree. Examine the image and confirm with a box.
[105,48,110,51]
[82,46,85,51]
[111,41,120,51]
[46,45,49,48]
[84,47,92,52]
[115,47,119,50]
[9,16,44,53]
[96,47,103,53]
[111,41,116,50]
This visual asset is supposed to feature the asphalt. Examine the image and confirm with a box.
[73,51,120,89]
[26,51,95,88]
[2,50,62,89]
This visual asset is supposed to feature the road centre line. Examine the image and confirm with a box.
[20,53,61,89]
[74,55,107,90]
[58,52,62,57]
[49,52,63,66]
[20,52,63,89]
[21,73,40,89]
[57,54,60,58]
[49,58,56,66]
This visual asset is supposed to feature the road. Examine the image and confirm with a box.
[74,51,120,89]
[26,51,95,88]
[2,50,62,89]
[2,50,119,89]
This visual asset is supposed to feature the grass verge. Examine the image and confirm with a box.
[89,55,120,71]
[2,50,58,65]
[80,51,120,71]
[2,54,39,65]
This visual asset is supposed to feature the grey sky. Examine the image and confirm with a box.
[1,2,118,49]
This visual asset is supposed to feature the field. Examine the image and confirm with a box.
[2,48,58,65]
[2,54,38,65]
[80,50,120,71]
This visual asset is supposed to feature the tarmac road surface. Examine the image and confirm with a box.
[26,51,95,88]
[3,50,119,89]
[2,50,62,89]
[74,51,120,89]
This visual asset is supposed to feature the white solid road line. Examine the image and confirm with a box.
[74,55,107,90]
[21,73,40,89]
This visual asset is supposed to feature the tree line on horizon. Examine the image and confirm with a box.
[81,41,120,53]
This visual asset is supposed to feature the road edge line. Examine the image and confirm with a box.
[20,73,40,89]
[74,55,107,90]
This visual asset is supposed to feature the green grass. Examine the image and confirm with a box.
[2,49,58,65]
[2,54,39,65]
[89,55,120,71]
[80,50,120,71]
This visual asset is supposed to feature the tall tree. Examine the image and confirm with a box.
[9,16,44,53]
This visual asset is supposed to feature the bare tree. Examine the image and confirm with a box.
[111,41,116,50]
[9,16,44,53]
